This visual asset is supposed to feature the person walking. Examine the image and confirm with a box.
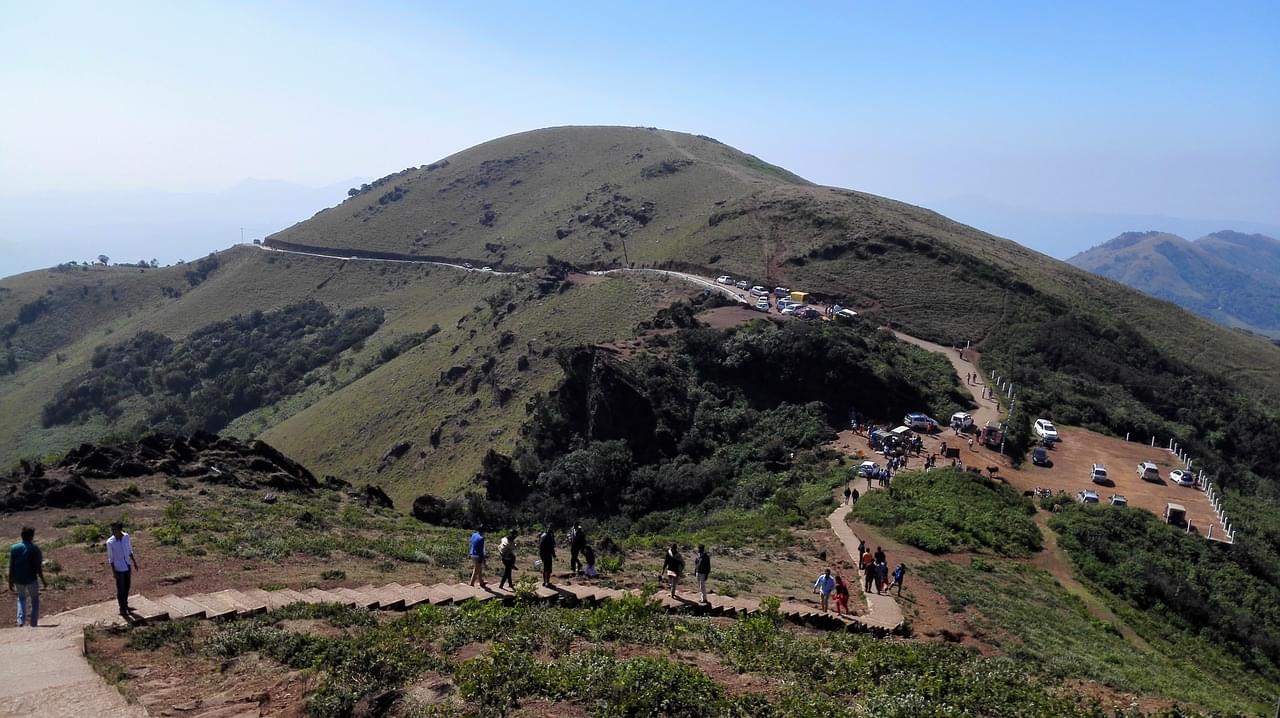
[813,569,836,612]
[833,575,850,615]
[887,563,907,595]
[568,522,587,574]
[8,527,46,627]
[857,539,866,558]
[106,521,139,617]
[662,544,684,597]
[875,559,888,594]
[694,545,711,603]
[468,526,487,588]
[497,532,517,590]
[861,551,876,593]
[538,526,556,587]
[850,487,860,504]
[843,486,852,504]
[581,544,599,578]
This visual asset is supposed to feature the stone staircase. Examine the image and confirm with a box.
[48,578,898,633]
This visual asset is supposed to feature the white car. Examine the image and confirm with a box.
[753,299,770,312]
[1078,490,1100,504]
[1109,494,1128,506]
[735,280,750,290]
[1170,469,1195,487]
[749,286,769,297]
[780,305,800,315]
[857,460,880,478]
[1034,419,1059,442]
[716,275,733,285]
[481,266,493,272]
[463,263,473,269]
[1090,464,1108,485]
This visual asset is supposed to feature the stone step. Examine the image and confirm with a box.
[302,587,354,606]
[418,584,456,605]
[123,595,170,623]
[184,592,238,620]
[216,589,267,617]
[366,584,406,610]
[269,588,313,607]
[241,588,294,611]
[49,600,127,628]
[397,583,431,609]
[329,587,378,609]
[154,594,207,620]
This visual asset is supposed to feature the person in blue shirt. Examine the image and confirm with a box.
[8,527,47,627]
[468,527,487,588]
[813,569,836,612]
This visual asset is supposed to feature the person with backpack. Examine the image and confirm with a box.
[468,526,487,588]
[833,575,850,616]
[538,526,556,587]
[887,563,907,595]
[693,545,711,603]
[813,569,836,612]
[568,522,587,574]
[8,527,46,627]
[497,532,517,590]
[661,544,684,598]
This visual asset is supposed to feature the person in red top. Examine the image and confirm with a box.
[833,575,850,615]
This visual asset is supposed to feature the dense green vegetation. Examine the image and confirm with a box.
[120,593,1126,717]
[1050,505,1280,685]
[41,301,383,433]
[918,558,1272,713]
[850,469,1042,556]
[429,316,967,534]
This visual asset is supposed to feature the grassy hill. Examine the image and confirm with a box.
[1070,229,1280,338]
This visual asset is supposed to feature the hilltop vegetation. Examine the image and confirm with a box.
[421,315,967,535]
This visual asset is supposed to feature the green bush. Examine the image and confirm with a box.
[851,469,1041,555]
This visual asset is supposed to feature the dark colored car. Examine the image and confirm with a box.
[1031,446,1053,467]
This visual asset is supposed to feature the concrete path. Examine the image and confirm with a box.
[827,504,906,631]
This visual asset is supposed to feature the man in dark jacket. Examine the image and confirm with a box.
[8,527,46,627]
[694,545,711,603]
[538,527,556,587]
[568,522,587,573]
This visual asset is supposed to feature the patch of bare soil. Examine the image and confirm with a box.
[87,625,310,717]
[696,305,779,329]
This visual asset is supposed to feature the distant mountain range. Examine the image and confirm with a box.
[1069,230,1280,338]
[0,179,362,278]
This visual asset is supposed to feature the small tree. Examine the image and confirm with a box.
[97,254,109,265]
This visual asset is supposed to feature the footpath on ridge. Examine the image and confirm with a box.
[827,503,906,631]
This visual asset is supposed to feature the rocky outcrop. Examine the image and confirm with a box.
[0,473,103,512]
[58,432,318,493]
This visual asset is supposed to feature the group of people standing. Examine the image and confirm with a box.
[858,541,905,596]
[8,521,139,627]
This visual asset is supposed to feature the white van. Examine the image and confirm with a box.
[1090,464,1109,485]
[950,412,974,430]
[1137,462,1160,482]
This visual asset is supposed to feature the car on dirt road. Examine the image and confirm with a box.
[1109,494,1128,506]
[797,307,821,320]
[481,266,493,272]
[1137,461,1161,482]
[1078,489,1100,504]
[780,304,800,315]
[773,287,790,298]
[1170,469,1195,487]
[857,460,880,478]
[750,286,769,297]
[754,299,770,312]
[735,280,750,290]
[1031,446,1053,467]
[463,263,473,269]
[716,275,733,285]
[1090,464,1109,485]
[1033,419,1059,443]
[903,413,941,433]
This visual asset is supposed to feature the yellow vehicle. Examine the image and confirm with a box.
[789,290,809,304]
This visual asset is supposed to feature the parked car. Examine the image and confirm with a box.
[950,411,974,430]
[1136,461,1160,482]
[773,287,790,298]
[462,263,473,269]
[716,275,733,285]
[735,280,749,290]
[857,460,880,478]
[834,308,859,323]
[1090,464,1109,485]
[903,413,941,433]
[1170,469,1195,487]
[1031,446,1053,467]
[1164,502,1187,525]
[749,286,769,297]
[1033,419,1059,442]
[753,299,770,312]
[1109,494,1128,506]
[1078,490,1100,504]
[481,266,493,272]
[780,304,800,315]
[797,307,821,320]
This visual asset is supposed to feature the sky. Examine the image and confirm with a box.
[2,1,1278,250]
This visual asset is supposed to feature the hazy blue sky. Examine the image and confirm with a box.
[3,1,1278,223]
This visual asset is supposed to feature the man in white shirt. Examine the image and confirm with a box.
[105,522,139,617]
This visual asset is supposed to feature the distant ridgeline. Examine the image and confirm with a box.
[41,301,385,434]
